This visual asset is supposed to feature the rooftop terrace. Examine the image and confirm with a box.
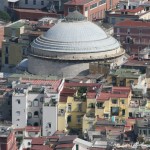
[110,68,144,78]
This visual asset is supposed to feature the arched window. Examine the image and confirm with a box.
[28,112,32,119]
[33,99,39,107]
[34,111,39,117]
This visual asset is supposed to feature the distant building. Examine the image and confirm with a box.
[1,18,56,72]
[107,6,150,25]
[109,68,146,87]
[0,126,17,150]
[119,0,149,10]
[13,9,60,21]
[12,79,64,136]
[64,0,120,21]
[114,20,150,55]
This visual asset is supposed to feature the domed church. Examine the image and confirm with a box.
[28,11,124,78]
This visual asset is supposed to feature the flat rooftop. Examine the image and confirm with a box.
[110,68,144,78]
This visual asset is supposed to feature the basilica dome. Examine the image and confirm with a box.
[31,11,120,53]
[28,11,124,78]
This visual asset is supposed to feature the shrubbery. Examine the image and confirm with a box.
[0,11,10,22]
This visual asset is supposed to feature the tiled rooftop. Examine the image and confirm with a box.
[25,126,41,132]
[116,7,144,13]
[97,86,130,101]
[55,143,74,149]
[31,137,46,145]
[21,79,62,92]
[110,68,143,78]
[115,19,150,27]
[31,145,53,150]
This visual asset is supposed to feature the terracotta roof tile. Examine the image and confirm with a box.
[115,19,150,27]
[55,143,74,149]
[31,137,46,145]
[25,126,41,132]
[31,145,53,150]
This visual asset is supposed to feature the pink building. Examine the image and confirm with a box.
[114,20,150,55]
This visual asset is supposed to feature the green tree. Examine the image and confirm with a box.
[0,11,10,22]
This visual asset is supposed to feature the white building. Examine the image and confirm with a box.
[119,0,148,10]
[72,138,92,150]
[12,79,64,136]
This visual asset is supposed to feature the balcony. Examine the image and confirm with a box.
[44,100,57,107]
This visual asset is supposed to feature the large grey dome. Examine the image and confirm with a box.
[28,11,124,78]
[31,11,120,53]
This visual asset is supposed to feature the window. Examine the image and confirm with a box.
[28,112,32,119]
[117,28,120,34]
[53,1,59,10]
[90,3,97,9]
[34,111,39,117]
[40,97,44,103]
[130,80,134,84]
[34,122,38,126]
[16,99,20,104]
[47,122,51,128]
[97,102,104,108]
[68,104,71,112]
[33,0,36,5]
[5,57,8,64]
[28,142,31,146]
[104,114,109,118]
[129,112,132,118]
[76,144,79,150]
[41,0,44,5]
[111,18,116,24]
[5,46,8,54]
[67,115,72,123]
[78,103,82,111]
[25,0,28,4]
[85,7,88,11]
[0,111,2,118]
[121,100,125,104]
[28,101,32,107]
[16,111,20,116]
[143,129,147,135]
[149,130,150,135]
[122,109,125,116]
[33,99,39,107]
[111,107,119,116]
[88,103,95,108]
[58,109,64,116]
[112,99,117,104]
[77,115,81,123]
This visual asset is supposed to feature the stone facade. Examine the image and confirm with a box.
[28,55,89,78]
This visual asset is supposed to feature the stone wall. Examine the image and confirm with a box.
[28,56,89,78]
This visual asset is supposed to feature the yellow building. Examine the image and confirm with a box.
[2,20,29,67]
[82,92,97,133]
[57,83,131,134]
[57,85,88,132]
[95,87,131,123]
